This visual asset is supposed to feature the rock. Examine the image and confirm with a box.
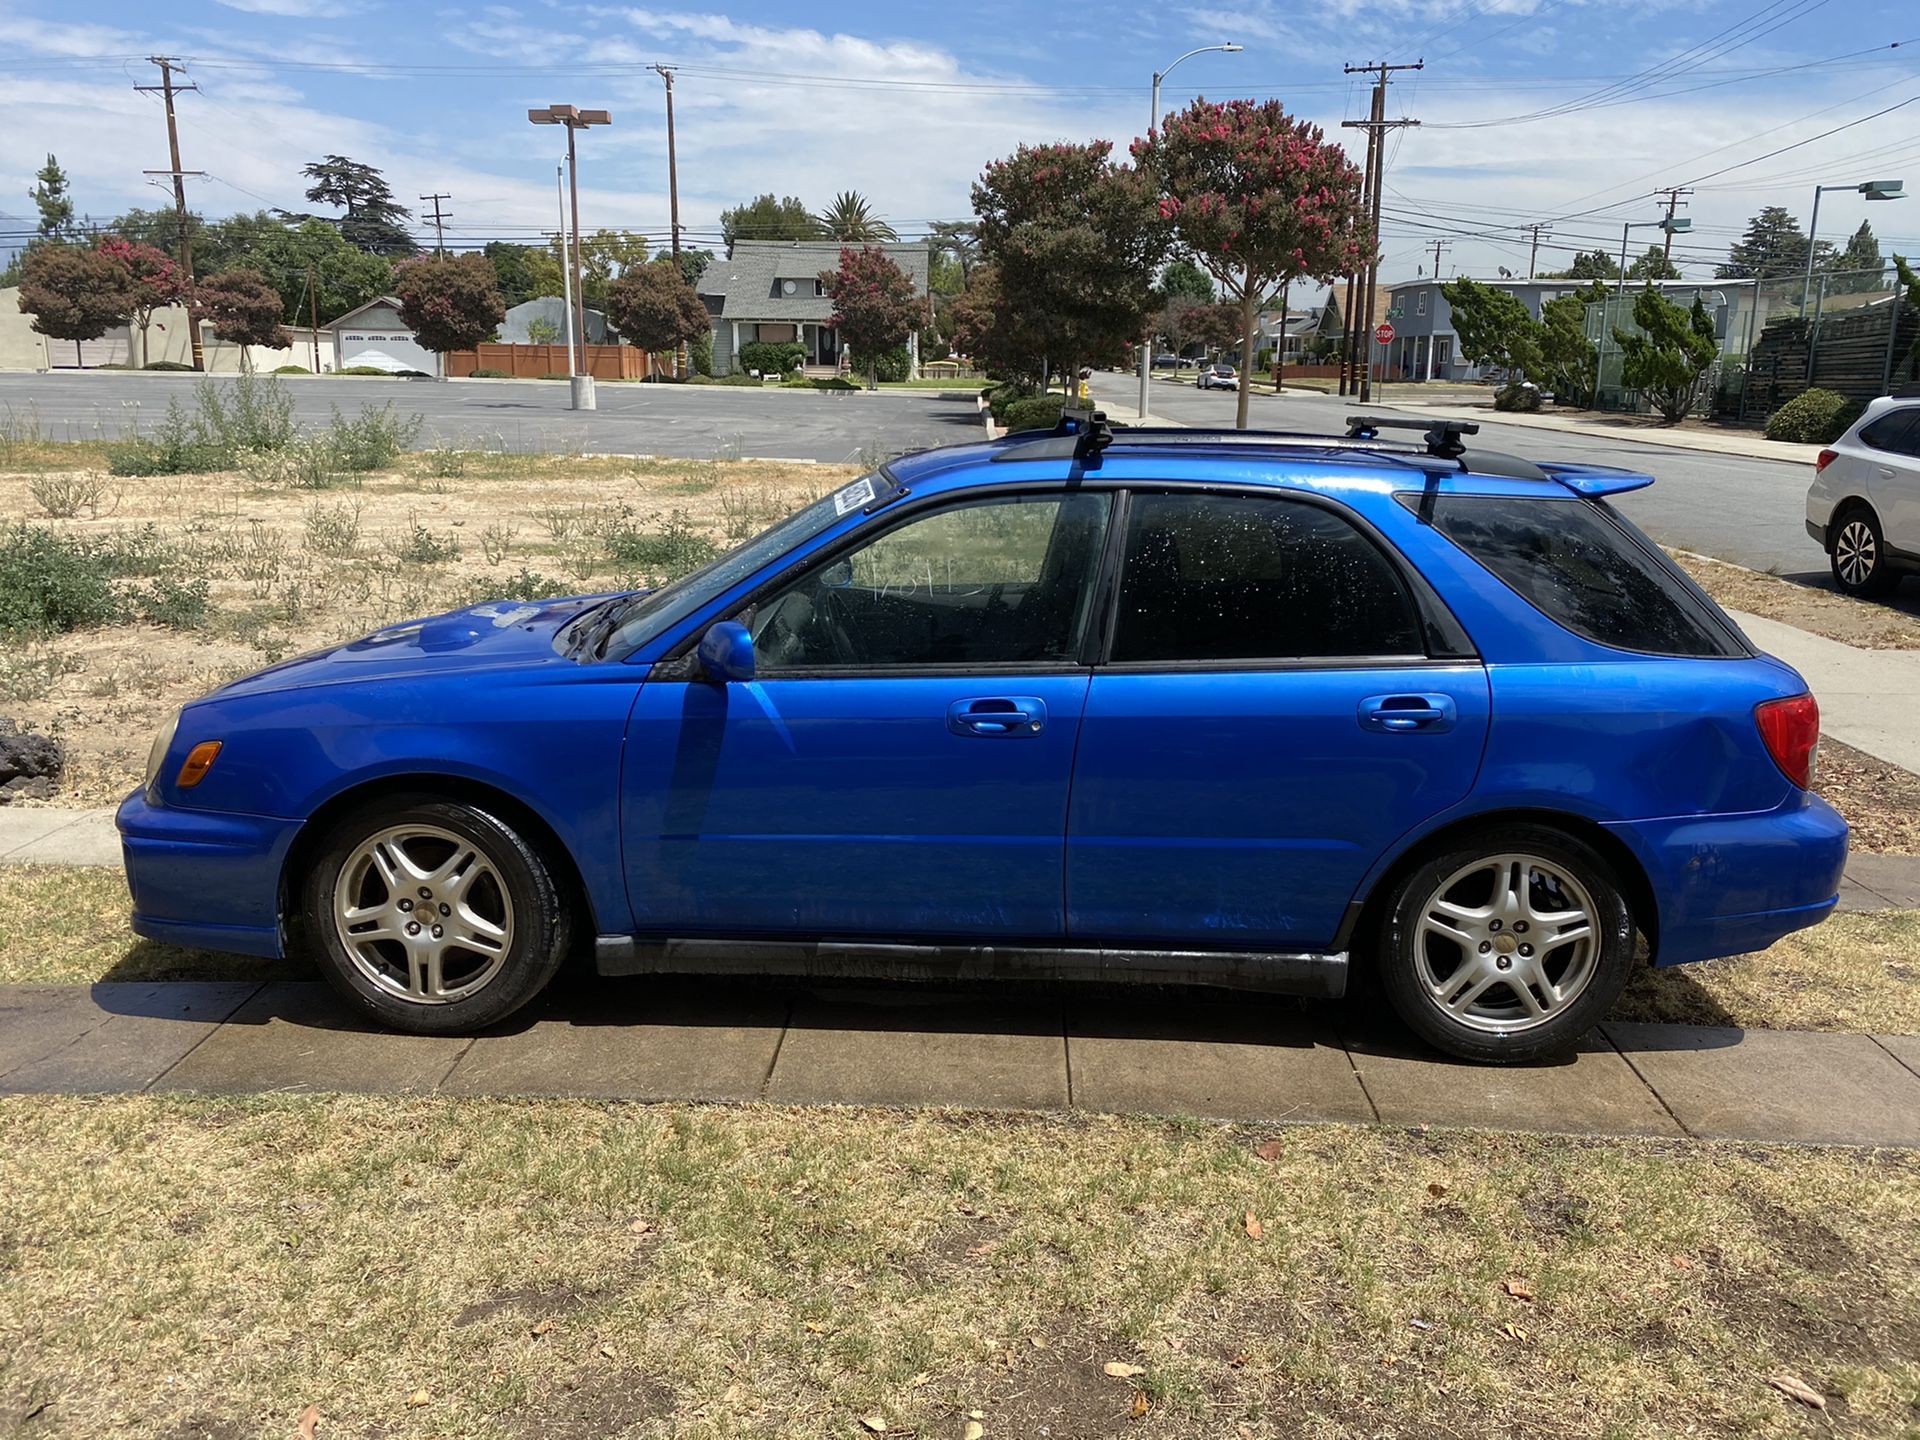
[0,718,65,802]
[0,775,58,804]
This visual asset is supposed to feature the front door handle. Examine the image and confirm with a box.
[1358,693,1458,733]
[948,696,1046,737]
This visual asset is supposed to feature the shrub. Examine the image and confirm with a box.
[985,382,1036,423]
[273,365,310,375]
[1765,387,1861,444]
[470,367,511,379]
[737,340,806,376]
[144,360,195,372]
[1494,381,1543,413]
[303,500,363,557]
[470,568,573,604]
[135,575,209,629]
[1003,395,1067,432]
[106,376,299,475]
[338,366,396,377]
[29,472,113,519]
[0,525,122,634]
[688,372,764,386]
[389,515,460,564]
[869,345,912,383]
[601,507,719,583]
[327,402,423,472]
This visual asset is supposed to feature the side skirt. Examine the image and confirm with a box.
[594,935,1347,999]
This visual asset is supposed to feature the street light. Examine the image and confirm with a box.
[529,103,612,410]
[1803,178,1905,312]
[1137,43,1243,422]
[1594,215,1692,407]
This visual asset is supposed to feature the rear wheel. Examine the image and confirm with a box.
[1378,824,1635,1063]
[300,796,571,1034]
[1829,505,1900,597]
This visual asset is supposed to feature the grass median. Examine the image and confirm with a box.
[0,1095,1915,1440]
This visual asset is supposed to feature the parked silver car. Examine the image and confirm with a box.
[1806,395,1920,596]
[1197,363,1239,391]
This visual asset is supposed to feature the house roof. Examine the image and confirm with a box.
[326,295,408,329]
[698,241,931,320]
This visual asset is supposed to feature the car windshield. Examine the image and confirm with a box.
[596,473,895,658]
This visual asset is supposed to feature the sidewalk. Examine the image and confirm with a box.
[1,978,1916,1146]
[1729,608,1920,773]
[1379,398,1823,466]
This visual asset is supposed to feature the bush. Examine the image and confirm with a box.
[0,525,122,635]
[135,575,209,629]
[327,402,423,472]
[869,346,912,383]
[602,507,720,583]
[144,361,195,372]
[737,340,806,376]
[468,568,573,604]
[1765,387,1861,444]
[985,383,1036,423]
[338,366,397,377]
[1003,395,1067,433]
[272,365,310,375]
[470,367,511,379]
[1494,381,1543,413]
[106,375,299,476]
[688,372,764,386]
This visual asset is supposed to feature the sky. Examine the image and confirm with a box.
[2,0,1918,301]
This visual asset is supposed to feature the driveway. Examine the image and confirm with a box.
[0,372,984,465]
[1095,374,1827,577]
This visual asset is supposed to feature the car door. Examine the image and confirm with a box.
[621,488,1112,940]
[1066,488,1491,951]
[1860,408,1920,552]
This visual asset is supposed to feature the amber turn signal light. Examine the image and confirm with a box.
[175,741,223,789]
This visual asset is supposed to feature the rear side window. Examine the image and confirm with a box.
[1859,408,1920,457]
[1418,494,1743,658]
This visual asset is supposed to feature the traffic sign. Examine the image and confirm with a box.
[1375,322,1395,345]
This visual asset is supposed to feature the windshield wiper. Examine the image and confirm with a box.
[564,598,628,660]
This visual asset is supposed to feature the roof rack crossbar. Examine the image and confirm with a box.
[1346,414,1479,460]
[992,404,1114,465]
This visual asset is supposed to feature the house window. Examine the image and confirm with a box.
[1416,291,1427,317]
[814,279,825,297]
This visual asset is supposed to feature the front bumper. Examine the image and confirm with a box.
[116,790,301,959]
[1607,793,1848,967]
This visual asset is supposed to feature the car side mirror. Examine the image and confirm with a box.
[819,558,854,589]
[696,620,755,684]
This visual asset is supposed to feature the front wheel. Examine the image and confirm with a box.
[300,796,571,1034]
[1377,825,1635,1064]
[1829,506,1900,597]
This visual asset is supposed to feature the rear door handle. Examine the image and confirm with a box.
[948,696,1046,737]
[1359,693,1458,733]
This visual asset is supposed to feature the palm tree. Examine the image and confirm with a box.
[814,191,898,242]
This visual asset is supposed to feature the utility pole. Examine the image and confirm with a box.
[307,263,322,373]
[419,193,451,254]
[652,64,685,378]
[1657,186,1692,260]
[136,57,205,371]
[1525,223,1550,280]
[1427,239,1451,279]
[1342,59,1422,403]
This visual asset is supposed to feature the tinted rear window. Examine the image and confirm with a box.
[1412,493,1744,658]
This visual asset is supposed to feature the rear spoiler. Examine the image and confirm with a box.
[1538,462,1655,499]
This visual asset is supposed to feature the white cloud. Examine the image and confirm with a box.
[209,0,362,17]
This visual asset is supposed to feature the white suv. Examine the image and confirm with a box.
[1806,395,1920,596]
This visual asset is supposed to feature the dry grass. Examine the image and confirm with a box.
[0,452,849,803]
[1819,738,1920,855]
[0,1096,1915,1440]
[1675,550,1920,650]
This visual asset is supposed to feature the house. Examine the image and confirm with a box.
[1254,299,1342,364]
[328,296,437,374]
[698,240,931,376]
[499,296,612,346]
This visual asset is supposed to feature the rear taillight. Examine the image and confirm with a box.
[1755,693,1820,789]
[1815,448,1837,473]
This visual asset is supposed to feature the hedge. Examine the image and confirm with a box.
[1765,387,1860,445]
[1003,395,1067,433]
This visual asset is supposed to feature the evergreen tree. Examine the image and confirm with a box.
[1542,249,1619,281]
[30,155,76,243]
[719,194,819,250]
[1831,220,1885,293]
[1626,245,1681,281]
[1157,258,1216,304]
[1716,206,1812,280]
[296,155,416,256]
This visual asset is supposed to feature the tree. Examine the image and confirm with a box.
[658,247,714,289]
[241,219,393,324]
[1138,98,1372,428]
[814,191,897,242]
[1543,249,1620,281]
[604,257,709,373]
[945,263,1034,379]
[1537,280,1605,407]
[972,139,1169,387]
[30,155,76,242]
[1158,258,1215,305]
[1614,288,1718,423]
[392,253,505,365]
[96,238,187,368]
[1440,277,1542,377]
[1717,206,1813,280]
[198,269,292,372]
[548,228,650,306]
[719,194,818,250]
[17,245,132,366]
[1831,220,1885,293]
[1890,254,1920,383]
[109,205,196,256]
[486,241,565,307]
[927,220,979,284]
[297,155,416,256]
[1626,245,1681,281]
[823,245,925,389]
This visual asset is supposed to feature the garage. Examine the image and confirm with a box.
[326,296,439,375]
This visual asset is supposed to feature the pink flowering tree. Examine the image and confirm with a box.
[823,245,925,389]
[1136,99,1373,429]
[97,237,188,368]
[971,140,1170,387]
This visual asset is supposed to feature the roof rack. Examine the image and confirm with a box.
[1345,414,1479,460]
[990,405,1115,465]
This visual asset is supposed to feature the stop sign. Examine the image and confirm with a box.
[1375,322,1395,345]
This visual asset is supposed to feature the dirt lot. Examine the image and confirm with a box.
[1676,550,1920,649]
[0,450,847,802]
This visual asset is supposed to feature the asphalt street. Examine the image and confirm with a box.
[1095,373,1829,579]
[0,372,984,466]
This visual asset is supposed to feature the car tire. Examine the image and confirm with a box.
[300,795,572,1034]
[1376,824,1635,1064]
[1828,504,1900,597]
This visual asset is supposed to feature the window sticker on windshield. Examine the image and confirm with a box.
[833,477,877,516]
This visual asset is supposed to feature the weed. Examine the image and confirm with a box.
[718,483,786,542]
[134,576,210,630]
[98,525,180,579]
[28,472,116,519]
[199,373,298,454]
[0,525,122,635]
[0,643,83,701]
[535,504,591,544]
[480,521,516,565]
[303,501,363,558]
[388,514,461,565]
[602,507,718,584]
[468,568,574,604]
[328,402,424,472]
[423,443,469,479]
[236,522,287,599]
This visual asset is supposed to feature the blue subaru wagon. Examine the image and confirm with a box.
[118,413,1847,1063]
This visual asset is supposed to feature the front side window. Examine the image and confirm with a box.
[1417,494,1743,658]
[1111,492,1423,663]
[747,493,1111,671]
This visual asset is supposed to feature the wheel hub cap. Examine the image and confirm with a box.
[333,823,514,1005]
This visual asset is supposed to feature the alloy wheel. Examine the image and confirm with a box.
[1412,853,1599,1035]
[1835,519,1877,588]
[332,823,515,1004]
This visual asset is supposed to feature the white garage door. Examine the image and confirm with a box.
[338,331,439,375]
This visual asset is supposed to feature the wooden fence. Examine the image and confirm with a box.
[1731,301,1919,421]
[444,343,652,381]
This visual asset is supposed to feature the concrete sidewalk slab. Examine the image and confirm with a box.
[1729,609,1920,774]
[0,985,125,1076]
[1876,1034,1920,1082]
[445,981,787,1101]
[0,808,115,862]
[1607,1023,1920,1146]
[768,996,1069,1110]
[1843,855,1920,909]
[1066,1003,1372,1123]
[1344,1029,1683,1138]
[154,982,469,1095]
[0,983,260,1093]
